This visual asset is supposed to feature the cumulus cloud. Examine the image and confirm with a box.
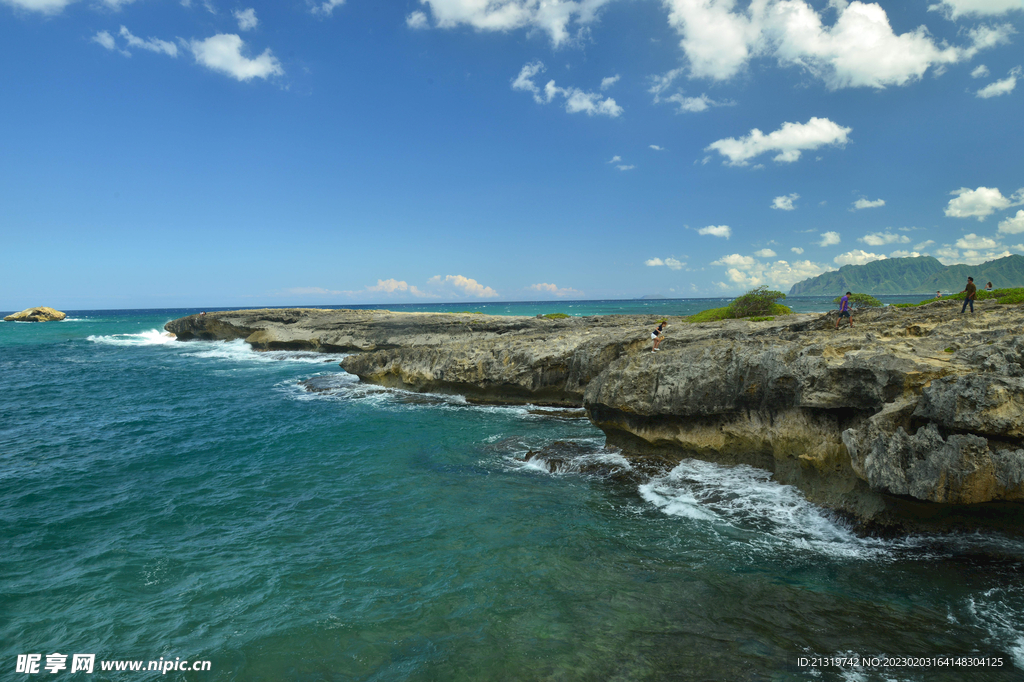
[512,61,623,117]
[530,282,583,297]
[915,239,936,250]
[976,65,1022,97]
[972,64,991,78]
[407,10,429,28]
[189,34,283,81]
[616,164,635,170]
[711,253,833,289]
[956,233,1001,249]
[415,0,615,47]
[311,0,345,17]
[645,257,684,270]
[365,278,432,297]
[706,117,851,165]
[600,75,620,90]
[92,30,119,52]
[754,248,777,258]
[853,197,885,210]
[859,231,909,246]
[929,0,1024,19]
[933,232,1013,265]
[1,0,75,12]
[944,186,1024,220]
[818,231,841,247]
[666,92,734,113]
[649,145,664,151]
[998,209,1024,234]
[428,274,499,298]
[119,26,178,57]
[834,249,886,266]
[888,250,924,258]
[663,0,1007,88]
[791,246,804,254]
[771,193,799,210]
[698,225,731,238]
[234,8,258,31]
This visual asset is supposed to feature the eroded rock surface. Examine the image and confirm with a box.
[4,306,66,322]
[166,300,1024,528]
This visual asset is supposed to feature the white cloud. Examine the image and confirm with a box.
[600,74,620,90]
[698,225,731,238]
[998,209,1024,234]
[859,231,909,246]
[711,253,833,289]
[888,250,924,258]
[972,64,991,78]
[944,186,1024,220]
[834,249,886,266]
[119,26,178,57]
[407,10,429,29]
[771,193,799,210]
[529,282,583,297]
[512,61,622,117]
[92,30,118,51]
[645,257,684,270]
[189,34,283,81]
[365,278,432,297]
[915,239,936,250]
[706,117,851,166]
[853,197,885,210]
[818,231,841,247]
[428,274,499,298]
[649,145,664,151]
[663,0,1006,89]
[416,0,615,47]
[617,164,635,171]
[311,0,345,17]
[665,92,734,113]
[929,0,1024,19]
[791,246,804,254]
[956,233,1000,249]
[234,8,258,31]
[0,0,75,13]
[976,66,1022,97]
[608,155,621,163]
[754,248,777,258]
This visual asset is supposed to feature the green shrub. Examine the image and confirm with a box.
[686,306,732,323]
[833,293,881,310]
[728,285,786,318]
[748,316,775,322]
[944,347,955,353]
[542,313,570,319]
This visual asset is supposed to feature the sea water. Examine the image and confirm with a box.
[2,302,1022,681]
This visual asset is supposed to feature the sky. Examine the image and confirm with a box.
[1,0,1023,309]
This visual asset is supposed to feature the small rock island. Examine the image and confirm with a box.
[166,301,1024,532]
[4,306,67,322]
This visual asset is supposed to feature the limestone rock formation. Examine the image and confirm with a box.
[4,307,67,322]
[165,300,1024,529]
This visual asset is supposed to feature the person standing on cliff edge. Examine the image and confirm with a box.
[960,277,977,314]
[651,321,666,352]
[835,292,853,329]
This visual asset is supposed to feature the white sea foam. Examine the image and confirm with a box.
[639,459,891,559]
[87,329,178,346]
[963,587,1024,670]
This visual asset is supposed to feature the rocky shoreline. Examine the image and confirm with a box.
[165,302,1024,532]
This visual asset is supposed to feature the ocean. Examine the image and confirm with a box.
[2,299,1023,681]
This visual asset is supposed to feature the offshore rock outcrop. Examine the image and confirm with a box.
[165,301,1024,529]
[4,306,66,322]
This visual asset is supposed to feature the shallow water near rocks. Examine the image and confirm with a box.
[2,306,1023,681]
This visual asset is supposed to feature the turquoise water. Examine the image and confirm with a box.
[2,305,1023,681]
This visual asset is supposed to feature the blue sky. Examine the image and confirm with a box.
[1,0,1022,308]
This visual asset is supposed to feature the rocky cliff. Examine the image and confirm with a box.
[165,302,1024,530]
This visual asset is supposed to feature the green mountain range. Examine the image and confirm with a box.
[788,254,1024,296]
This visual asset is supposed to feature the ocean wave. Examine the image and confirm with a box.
[639,459,891,560]
[180,339,345,365]
[87,329,179,346]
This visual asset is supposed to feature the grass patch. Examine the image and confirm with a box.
[892,287,1024,308]
[748,316,775,322]
[686,303,792,324]
[542,313,571,319]
[944,347,955,353]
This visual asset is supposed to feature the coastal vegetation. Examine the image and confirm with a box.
[542,313,571,319]
[832,293,881,309]
[687,286,791,323]
[788,254,1024,296]
[890,287,1024,308]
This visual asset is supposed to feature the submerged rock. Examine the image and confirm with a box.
[4,306,66,322]
[165,302,1024,530]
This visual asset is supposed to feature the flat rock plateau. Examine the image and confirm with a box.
[166,302,1024,532]
[4,306,66,322]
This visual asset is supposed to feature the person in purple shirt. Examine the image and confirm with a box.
[835,291,853,329]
